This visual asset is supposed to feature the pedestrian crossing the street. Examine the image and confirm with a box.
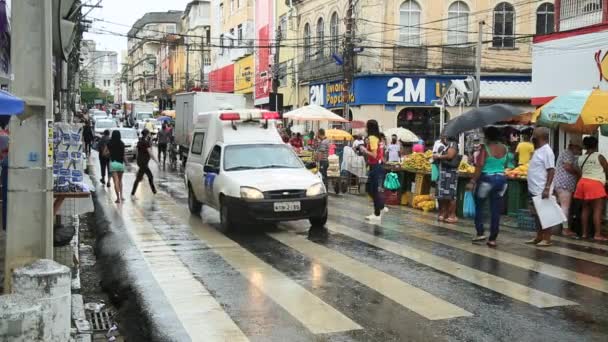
[105,169,608,341]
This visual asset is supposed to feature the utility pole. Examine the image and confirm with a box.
[272,25,282,112]
[5,0,54,290]
[342,0,355,120]
[475,20,485,108]
[185,43,190,92]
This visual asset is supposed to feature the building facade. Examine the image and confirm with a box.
[531,0,608,151]
[292,0,552,138]
[127,11,183,101]
[181,0,212,91]
[209,0,256,105]
[80,40,118,95]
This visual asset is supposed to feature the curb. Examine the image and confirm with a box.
[91,187,191,341]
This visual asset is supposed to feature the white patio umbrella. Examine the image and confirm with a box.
[385,127,419,143]
[283,104,349,122]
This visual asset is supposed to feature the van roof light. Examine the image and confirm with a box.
[261,111,280,120]
[220,113,241,121]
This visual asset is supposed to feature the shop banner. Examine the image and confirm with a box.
[532,26,608,105]
[309,75,459,108]
[209,64,235,93]
[254,0,272,105]
[234,55,254,94]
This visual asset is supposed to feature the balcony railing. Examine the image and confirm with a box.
[441,46,475,72]
[298,55,342,82]
[393,46,428,71]
[560,0,604,31]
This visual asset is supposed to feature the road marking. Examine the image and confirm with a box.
[412,216,608,267]
[154,195,363,334]
[330,209,608,294]
[325,222,577,308]
[119,201,250,342]
[393,199,608,253]
[339,198,608,259]
[269,231,473,320]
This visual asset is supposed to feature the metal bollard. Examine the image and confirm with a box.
[0,294,43,341]
[12,259,71,341]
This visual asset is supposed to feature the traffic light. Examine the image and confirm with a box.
[53,0,79,61]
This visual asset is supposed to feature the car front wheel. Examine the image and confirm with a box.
[309,208,328,228]
[188,185,202,215]
[220,199,235,232]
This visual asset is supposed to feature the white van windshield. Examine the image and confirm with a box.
[224,144,303,171]
[137,113,153,120]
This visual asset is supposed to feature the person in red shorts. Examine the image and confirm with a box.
[574,136,608,241]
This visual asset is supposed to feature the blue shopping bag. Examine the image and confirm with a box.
[463,191,476,218]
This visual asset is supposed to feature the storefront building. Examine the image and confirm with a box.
[308,74,532,142]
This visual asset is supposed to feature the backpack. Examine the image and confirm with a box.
[99,138,110,158]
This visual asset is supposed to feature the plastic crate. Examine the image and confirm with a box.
[384,190,401,206]
[413,173,431,195]
[515,209,536,230]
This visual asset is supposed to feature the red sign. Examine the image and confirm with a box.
[254,0,273,105]
[209,64,235,93]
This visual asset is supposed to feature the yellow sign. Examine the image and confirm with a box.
[234,55,254,94]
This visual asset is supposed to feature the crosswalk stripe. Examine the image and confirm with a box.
[339,198,608,261]
[394,200,608,253]
[269,231,473,320]
[119,201,250,342]
[330,209,608,294]
[412,216,608,267]
[154,195,363,334]
[324,222,577,308]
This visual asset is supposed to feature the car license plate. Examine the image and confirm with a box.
[274,201,301,212]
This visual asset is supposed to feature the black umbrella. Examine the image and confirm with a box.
[442,104,527,137]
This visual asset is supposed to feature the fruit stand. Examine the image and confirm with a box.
[505,164,529,215]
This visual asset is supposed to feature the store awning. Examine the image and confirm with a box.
[479,80,532,102]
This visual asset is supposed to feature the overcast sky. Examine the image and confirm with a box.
[82,0,192,59]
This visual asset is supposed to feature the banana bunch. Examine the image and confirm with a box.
[419,200,436,212]
[412,195,432,208]
[403,152,432,173]
[458,160,476,174]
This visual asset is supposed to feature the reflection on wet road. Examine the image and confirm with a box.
[99,160,608,341]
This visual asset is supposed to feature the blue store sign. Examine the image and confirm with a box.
[309,75,463,108]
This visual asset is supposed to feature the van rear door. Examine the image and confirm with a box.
[186,130,207,202]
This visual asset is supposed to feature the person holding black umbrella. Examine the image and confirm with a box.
[468,126,509,247]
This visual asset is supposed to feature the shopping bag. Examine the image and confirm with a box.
[383,172,401,191]
[431,163,439,182]
[463,191,476,218]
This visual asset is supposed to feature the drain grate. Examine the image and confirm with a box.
[86,309,114,331]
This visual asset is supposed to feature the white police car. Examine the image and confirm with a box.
[184,110,327,231]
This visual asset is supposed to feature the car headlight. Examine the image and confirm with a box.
[240,186,264,200]
[306,183,326,197]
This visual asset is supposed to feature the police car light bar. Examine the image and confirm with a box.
[219,113,241,121]
[261,111,280,120]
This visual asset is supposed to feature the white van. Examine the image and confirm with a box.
[185,110,328,231]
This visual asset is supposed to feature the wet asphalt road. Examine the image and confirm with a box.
[95,156,608,342]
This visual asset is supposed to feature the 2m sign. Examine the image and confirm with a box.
[386,77,426,103]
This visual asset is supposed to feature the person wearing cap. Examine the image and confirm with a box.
[554,136,583,237]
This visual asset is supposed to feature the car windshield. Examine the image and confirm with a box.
[96,120,117,129]
[137,113,153,120]
[224,144,303,171]
[118,130,137,139]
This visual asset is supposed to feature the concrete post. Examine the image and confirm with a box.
[12,259,71,342]
[0,294,43,341]
[4,0,55,291]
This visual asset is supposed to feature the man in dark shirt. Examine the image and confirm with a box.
[316,129,330,188]
[97,130,112,187]
[131,129,157,198]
